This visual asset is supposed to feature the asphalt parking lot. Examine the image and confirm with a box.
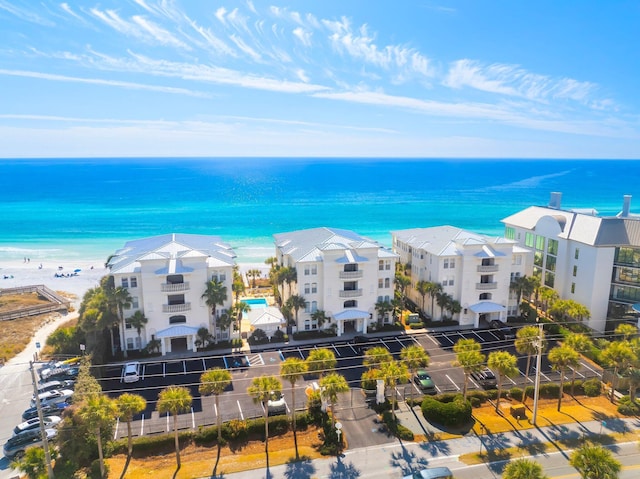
[96,328,602,442]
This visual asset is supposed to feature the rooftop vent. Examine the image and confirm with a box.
[549,192,562,209]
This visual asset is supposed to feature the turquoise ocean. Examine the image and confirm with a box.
[0,158,638,264]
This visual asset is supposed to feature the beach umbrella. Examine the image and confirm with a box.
[74,268,81,273]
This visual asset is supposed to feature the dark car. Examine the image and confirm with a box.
[3,428,57,459]
[413,370,437,394]
[22,402,70,421]
[489,320,517,340]
[471,368,497,389]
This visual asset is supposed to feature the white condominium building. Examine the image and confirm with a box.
[392,226,532,328]
[273,227,399,336]
[107,233,236,355]
[502,192,640,333]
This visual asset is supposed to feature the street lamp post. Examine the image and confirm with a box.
[531,320,544,426]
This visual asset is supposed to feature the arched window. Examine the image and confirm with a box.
[344,300,357,308]
[169,315,186,324]
[479,293,492,301]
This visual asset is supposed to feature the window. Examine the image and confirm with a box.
[305,302,311,313]
[547,239,558,256]
[545,255,556,272]
[448,277,454,286]
[444,259,449,269]
[534,252,544,267]
[574,248,580,260]
[311,301,317,312]
[573,265,578,277]
[479,293,492,300]
[304,266,310,275]
[131,296,139,309]
[378,278,383,288]
[449,259,455,269]
[544,271,555,288]
[384,278,390,288]
[304,283,310,294]
[125,318,132,329]
[525,232,535,248]
[121,277,129,288]
[512,255,522,265]
[219,273,226,281]
[169,315,186,324]
[385,261,391,270]
[571,283,576,294]
[379,260,384,271]
[311,265,317,274]
[536,236,545,251]
[130,277,138,288]
[344,300,357,308]
[311,283,317,293]
[505,226,515,240]
[126,338,135,350]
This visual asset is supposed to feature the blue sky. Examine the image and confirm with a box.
[1,0,639,158]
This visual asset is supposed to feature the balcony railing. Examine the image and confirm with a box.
[339,271,363,279]
[477,265,499,272]
[476,282,498,290]
[339,289,363,298]
[161,282,190,292]
[162,303,191,313]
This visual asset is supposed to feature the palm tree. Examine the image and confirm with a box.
[306,348,337,379]
[247,375,282,469]
[436,291,451,320]
[199,368,232,446]
[280,357,308,459]
[111,286,132,358]
[246,268,262,289]
[10,446,49,479]
[232,274,245,304]
[379,360,409,421]
[510,275,534,315]
[502,458,549,479]
[128,310,148,351]
[116,393,147,457]
[569,442,621,479]
[311,309,329,329]
[375,299,393,328]
[565,333,594,395]
[394,273,411,309]
[515,325,545,386]
[626,366,640,401]
[319,373,349,428]
[400,344,430,400]
[487,351,519,412]
[615,323,638,341]
[363,346,393,370]
[285,294,307,331]
[78,394,119,478]
[601,340,635,402]
[202,279,228,341]
[548,345,580,411]
[157,385,193,469]
[448,299,462,320]
[454,348,486,400]
[453,338,482,353]
[427,282,443,319]
[232,301,251,334]
[195,326,213,349]
[416,280,430,314]
[538,286,559,313]
[278,267,297,299]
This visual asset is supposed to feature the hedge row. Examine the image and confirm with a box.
[421,395,472,427]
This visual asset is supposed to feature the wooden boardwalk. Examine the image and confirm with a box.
[0,284,71,321]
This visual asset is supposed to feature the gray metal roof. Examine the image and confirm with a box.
[108,233,236,274]
[392,226,512,256]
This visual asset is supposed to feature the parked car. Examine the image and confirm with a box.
[31,389,74,408]
[489,320,517,340]
[267,392,287,416]
[471,368,497,389]
[403,466,453,479]
[22,402,70,421]
[44,367,79,382]
[14,416,62,435]
[413,369,437,394]
[122,361,141,383]
[36,380,75,396]
[3,428,57,459]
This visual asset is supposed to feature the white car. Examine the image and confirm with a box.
[122,361,141,383]
[14,416,62,435]
[267,392,287,416]
[31,389,74,407]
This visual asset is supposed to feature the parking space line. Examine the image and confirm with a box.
[425,334,439,346]
[332,344,341,357]
[442,334,454,346]
[348,344,358,354]
[183,360,187,375]
[506,375,517,386]
[237,400,244,420]
[470,378,480,389]
[141,364,145,381]
[445,375,460,391]
[297,347,304,359]
[541,372,552,382]
[471,331,484,341]
[213,403,218,419]
[380,338,391,351]
[165,412,170,432]
[202,358,206,371]
[163,362,166,378]
[191,408,195,428]
[580,360,600,376]
[488,331,501,341]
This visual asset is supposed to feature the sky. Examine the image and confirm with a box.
[1,0,639,159]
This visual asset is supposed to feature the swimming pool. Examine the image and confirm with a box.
[240,297,268,308]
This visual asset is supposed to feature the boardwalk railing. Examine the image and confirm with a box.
[0,285,71,321]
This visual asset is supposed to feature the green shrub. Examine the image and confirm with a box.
[570,379,585,395]
[248,328,269,345]
[466,390,489,405]
[485,389,499,400]
[409,322,425,329]
[583,378,602,397]
[509,387,523,400]
[524,385,535,399]
[380,411,414,440]
[539,383,560,399]
[617,396,640,416]
[89,459,108,479]
[421,396,472,427]
[221,419,248,442]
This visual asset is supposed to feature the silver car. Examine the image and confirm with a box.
[30,389,74,407]
[3,428,57,459]
[14,416,62,435]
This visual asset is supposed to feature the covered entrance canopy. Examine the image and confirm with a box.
[468,301,506,328]
[333,309,370,336]
[155,325,199,355]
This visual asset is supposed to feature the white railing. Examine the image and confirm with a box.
[339,289,363,298]
[477,265,499,272]
[339,270,364,279]
[161,282,190,292]
[162,303,191,313]
[476,283,498,290]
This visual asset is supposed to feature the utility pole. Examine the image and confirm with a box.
[531,320,544,426]
[29,361,55,478]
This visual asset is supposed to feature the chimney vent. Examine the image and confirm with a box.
[622,195,632,217]
[549,192,562,209]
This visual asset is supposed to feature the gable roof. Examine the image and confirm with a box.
[392,226,513,256]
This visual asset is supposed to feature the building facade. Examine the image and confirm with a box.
[502,192,640,333]
[273,227,399,336]
[392,226,532,328]
[107,233,236,355]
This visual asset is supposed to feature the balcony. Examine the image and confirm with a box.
[339,270,363,279]
[476,282,498,290]
[339,289,363,298]
[477,265,499,273]
[161,282,190,292]
[162,303,191,313]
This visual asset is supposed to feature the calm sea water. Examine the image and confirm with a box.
[0,158,638,263]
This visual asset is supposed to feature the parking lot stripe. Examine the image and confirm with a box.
[140,414,144,437]
[443,334,454,346]
[141,364,145,380]
[380,338,391,350]
[470,377,480,389]
[202,358,206,371]
[191,407,195,428]
[332,344,341,357]
[425,334,439,346]
[471,331,484,341]
[183,360,187,375]
[296,347,304,359]
[165,412,170,432]
[488,330,501,341]
[445,374,460,391]
[348,344,358,354]
[163,362,166,378]
[580,359,600,377]
[237,400,244,420]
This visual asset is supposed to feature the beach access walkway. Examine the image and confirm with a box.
[0,284,71,321]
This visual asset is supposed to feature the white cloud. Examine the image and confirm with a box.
[295,69,309,82]
[0,0,54,26]
[229,34,261,61]
[292,27,312,47]
[215,7,227,25]
[131,15,190,49]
